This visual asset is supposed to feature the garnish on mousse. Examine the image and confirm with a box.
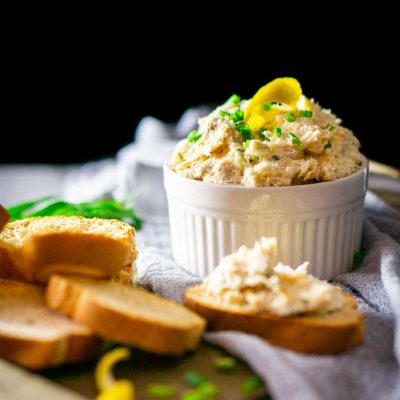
[169,77,363,186]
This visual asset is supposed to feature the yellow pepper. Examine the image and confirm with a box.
[244,77,312,133]
[95,347,134,400]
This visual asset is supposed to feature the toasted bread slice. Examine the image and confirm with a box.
[0,205,9,233]
[184,285,364,354]
[0,216,136,283]
[0,279,101,369]
[46,274,206,356]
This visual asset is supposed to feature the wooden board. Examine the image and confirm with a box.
[41,343,269,399]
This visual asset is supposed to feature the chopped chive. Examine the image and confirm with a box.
[274,127,282,137]
[244,140,250,149]
[300,109,313,118]
[324,142,332,149]
[214,357,236,372]
[183,371,205,387]
[272,155,280,161]
[353,251,364,265]
[198,382,218,397]
[285,113,296,122]
[263,102,272,111]
[146,383,176,398]
[260,133,271,142]
[288,132,302,146]
[227,94,241,105]
[236,123,252,141]
[181,390,201,400]
[219,110,230,117]
[241,376,263,394]
[259,127,267,133]
[187,130,202,143]
[230,109,244,123]
[324,123,335,131]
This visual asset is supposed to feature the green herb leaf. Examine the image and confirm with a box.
[7,196,57,221]
[244,140,250,149]
[219,110,230,117]
[241,376,263,394]
[227,94,241,105]
[263,102,272,111]
[288,132,302,146]
[230,109,244,123]
[353,251,364,265]
[184,372,205,387]
[285,113,296,122]
[236,123,252,141]
[300,109,313,118]
[324,142,332,149]
[324,123,335,131]
[214,357,236,372]
[7,197,143,230]
[187,130,202,143]
[274,127,282,137]
[146,383,176,398]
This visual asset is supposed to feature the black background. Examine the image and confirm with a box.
[3,13,399,168]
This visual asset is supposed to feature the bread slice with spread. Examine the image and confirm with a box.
[184,237,363,354]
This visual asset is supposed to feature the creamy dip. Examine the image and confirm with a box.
[169,78,363,186]
[202,237,346,317]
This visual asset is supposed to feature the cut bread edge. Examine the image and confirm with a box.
[0,279,101,370]
[0,206,9,233]
[184,285,364,354]
[46,274,206,356]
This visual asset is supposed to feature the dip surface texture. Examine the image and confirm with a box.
[169,79,363,186]
[202,237,346,317]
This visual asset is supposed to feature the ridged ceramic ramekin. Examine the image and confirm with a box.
[164,157,368,280]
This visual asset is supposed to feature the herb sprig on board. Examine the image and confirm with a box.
[7,196,143,230]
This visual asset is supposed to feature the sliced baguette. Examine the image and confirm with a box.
[0,205,9,233]
[184,285,364,354]
[0,279,101,370]
[0,216,136,283]
[46,274,206,356]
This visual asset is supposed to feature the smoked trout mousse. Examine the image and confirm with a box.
[169,78,363,187]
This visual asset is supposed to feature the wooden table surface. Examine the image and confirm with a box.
[41,344,269,400]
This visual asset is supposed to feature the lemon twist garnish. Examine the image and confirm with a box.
[244,77,312,134]
[95,347,134,400]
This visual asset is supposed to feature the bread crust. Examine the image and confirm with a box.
[0,205,9,233]
[46,275,206,356]
[184,285,364,354]
[0,217,136,283]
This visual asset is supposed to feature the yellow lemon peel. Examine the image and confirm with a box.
[95,347,134,400]
[244,77,312,134]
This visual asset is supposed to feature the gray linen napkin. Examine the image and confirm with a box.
[135,191,400,400]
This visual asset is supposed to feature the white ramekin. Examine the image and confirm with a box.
[164,157,368,280]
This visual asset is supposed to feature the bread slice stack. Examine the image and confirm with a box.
[185,286,363,354]
[0,279,101,369]
[0,214,205,369]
